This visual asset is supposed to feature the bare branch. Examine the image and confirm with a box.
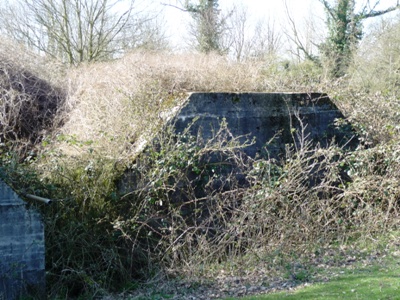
[284,0,319,63]
[161,2,189,12]
[359,4,400,19]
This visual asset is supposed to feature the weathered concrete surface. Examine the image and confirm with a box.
[0,180,45,299]
[173,93,355,158]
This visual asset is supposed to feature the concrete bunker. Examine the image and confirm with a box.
[0,180,45,300]
[172,92,356,158]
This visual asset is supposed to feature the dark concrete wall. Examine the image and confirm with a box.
[173,93,355,159]
[0,180,45,300]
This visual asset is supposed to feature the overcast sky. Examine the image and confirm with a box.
[160,0,322,48]
[157,0,399,52]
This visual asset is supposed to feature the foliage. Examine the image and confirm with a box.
[40,151,132,297]
[0,136,134,296]
[320,0,361,77]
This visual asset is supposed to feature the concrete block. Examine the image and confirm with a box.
[0,180,45,300]
[172,93,357,159]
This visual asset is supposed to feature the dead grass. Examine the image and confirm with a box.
[58,51,329,161]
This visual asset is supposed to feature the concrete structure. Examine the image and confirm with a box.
[173,93,356,159]
[0,180,45,300]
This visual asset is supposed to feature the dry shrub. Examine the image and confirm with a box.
[335,15,400,146]
[0,38,66,153]
[116,51,269,92]
[10,50,326,297]
[340,142,400,226]
[5,109,399,297]
[114,121,257,276]
[58,51,325,160]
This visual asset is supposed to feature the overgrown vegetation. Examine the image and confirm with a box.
[0,39,65,154]
[1,12,400,298]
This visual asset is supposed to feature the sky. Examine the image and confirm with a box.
[157,0,400,53]
[160,0,322,48]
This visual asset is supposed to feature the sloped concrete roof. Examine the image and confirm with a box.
[172,92,356,159]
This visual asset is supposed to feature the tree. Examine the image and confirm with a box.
[119,14,170,51]
[0,0,162,65]
[184,0,223,53]
[223,3,248,61]
[319,0,400,77]
[162,0,227,53]
[355,15,400,90]
[251,19,283,60]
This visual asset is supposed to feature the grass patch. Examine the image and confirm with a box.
[226,255,400,300]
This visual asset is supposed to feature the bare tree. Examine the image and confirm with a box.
[224,3,249,61]
[223,4,282,61]
[355,15,400,89]
[0,0,162,64]
[250,18,283,60]
[120,13,170,51]
[283,0,321,64]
